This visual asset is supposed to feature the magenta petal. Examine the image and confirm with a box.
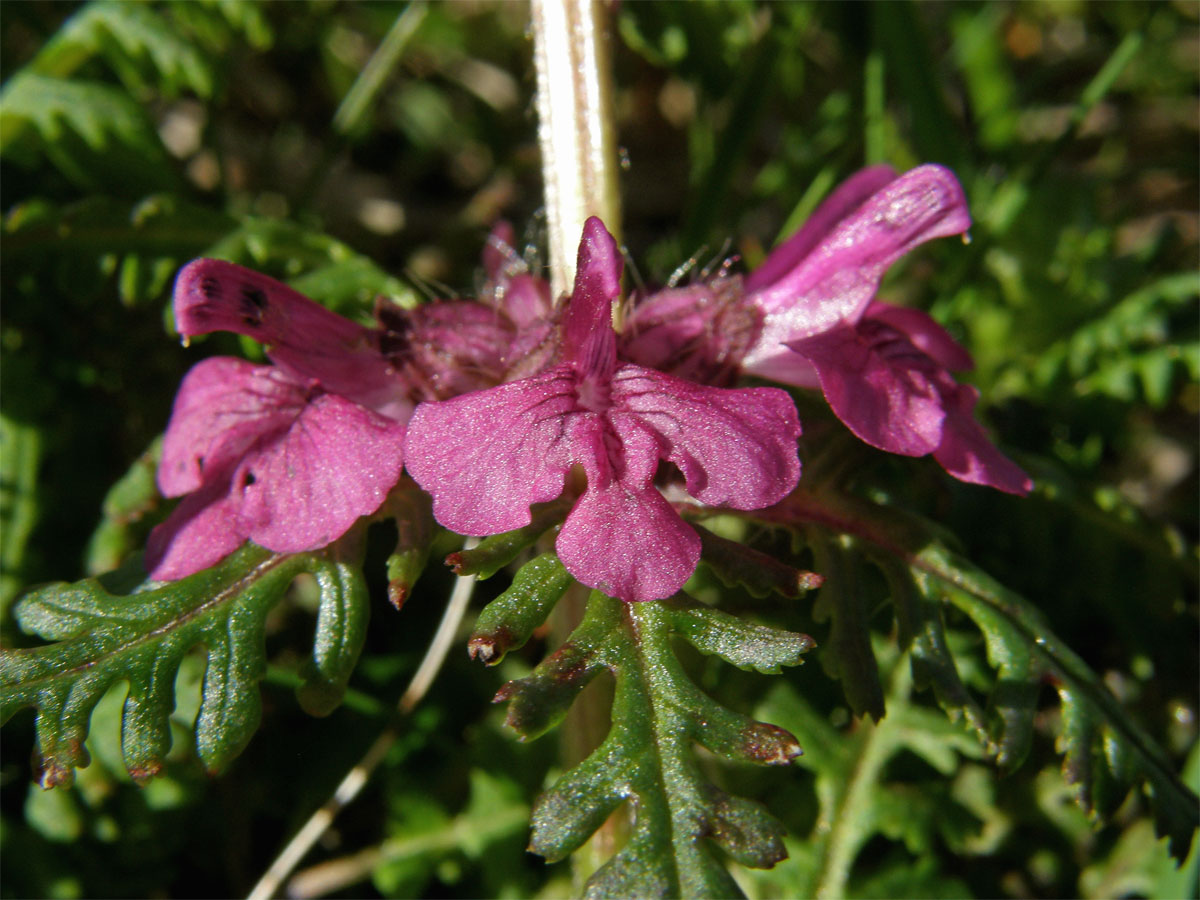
[403,368,580,535]
[557,476,701,602]
[175,259,366,350]
[790,326,945,457]
[173,259,401,412]
[743,166,971,377]
[158,357,306,497]
[611,365,802,508]
[622,286,716,371]
[562,218,621,377]
[746,165,898,293]
[237,393,406,552]
[146,483,245,580]
[499,273,554,330]
[865,301,974,372]
[739,351,822,391]
[621,280,763,386]
[934,384,1033,495]
[480,223,554,329]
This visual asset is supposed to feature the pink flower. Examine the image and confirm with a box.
[173,258,413,421]
[373,223,559,399]
[621,278,761,387]
[146,261,407,579]
[739,164,1032,495]
[404,218,802,602]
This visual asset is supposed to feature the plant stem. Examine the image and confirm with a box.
[530,0,621,299]
[530,2,623,888]
[814,656,913,899]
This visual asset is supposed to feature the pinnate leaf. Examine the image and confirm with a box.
[1,543,369,786]
[491,591,812,897]
[1033,272,1200,407]
[911,542,1199,860]
[32,1,215,98]
[808,528,885,720]
[384,486,435,609]
[763,487,1196,862]
[449,499,571,580]
[84,436,162,576]
[695,524,824,599]
[756,649,985,899]
[0,73,177,194]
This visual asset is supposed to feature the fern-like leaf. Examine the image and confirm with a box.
[205,218,418,315]
[83,436,162,576]
[764,488,1197,861]
[474,571,813,898]
[1,542,369,787]
[30,1,215,99]
[1033,271,1200,407]
[909,543,1199,860]
[0,73,178,194]
[756,644,986,899]
[4,197,412,312]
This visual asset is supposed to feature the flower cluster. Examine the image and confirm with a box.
[149,166,1030,600]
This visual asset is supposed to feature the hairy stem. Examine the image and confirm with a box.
[530,0,621,299]
[530,1,625,888]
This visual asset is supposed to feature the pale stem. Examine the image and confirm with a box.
[531,2,624,886]
[530,0,622,299]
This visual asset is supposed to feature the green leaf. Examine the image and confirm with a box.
[913,543,1199,861]
[0,414,42,615]
[1033,272,1199,407]
[808,528,886,721]
[765,486,1196,865]
[496,592,812,897]
[4,195,235,299]
[695,524,824,599]
[1,543,370,785]
[286,256,419,315]
[369,769,530,898]
[664,595,814,677]
[0,73,178,194]
[384,485,435,609]
[205,219,417,317]
[166,0,273,54]
[468,553,573,665]
[449,499,570,580]
[294,552,371,717]
[876,551,991,745]
[31,1,215,98]
[756,645,985,900]
[84,436,162,576]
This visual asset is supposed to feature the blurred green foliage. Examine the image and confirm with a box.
[1,1,1196,897]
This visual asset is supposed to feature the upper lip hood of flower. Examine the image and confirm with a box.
[741,164,973,371]
[173,259,413,422]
